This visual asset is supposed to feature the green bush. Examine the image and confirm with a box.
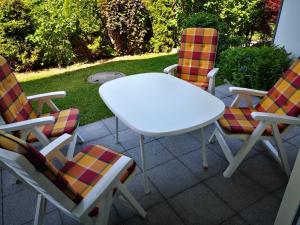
[0,0,37,71]
[146,0,178,52]
[102,0,152,55]
[218,45,292,90]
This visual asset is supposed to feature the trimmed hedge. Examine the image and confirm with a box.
[218,45,292,90]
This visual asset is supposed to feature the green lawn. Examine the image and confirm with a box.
[18,53,178,125]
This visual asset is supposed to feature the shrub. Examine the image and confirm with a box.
[181,12,245,55]
[28,0,77,67]
[218,45,292,90]
[0,0,37,71]
[101,0,152,55]
[146,0,178,52]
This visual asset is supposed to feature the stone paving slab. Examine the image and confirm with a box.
[1,84,299,225]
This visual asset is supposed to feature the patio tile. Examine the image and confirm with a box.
[127,140,174,170]
[209,138,259,161]
[215,90,231,99]
[78,120,110,142]
[3,189,38,225]
[103,116,129,134]
[222,97,235,106]
[205,171,267,211]
[24,210,62,225]
[114,174,164,220]
[2,169,27,197]
[240,195,280,225]
[239,154,288,192]
[76,134,126,153]
[116,129,155,150]
[124,202,184,225]
[159,133,200,157]
[272,185,286,201]
[215,84,233,96]
[189,124,216,145]
[147,159,199,198]
[219,215,248,225]
[287,133,300,148]
[169,183,235,225]
[179,148,227,180]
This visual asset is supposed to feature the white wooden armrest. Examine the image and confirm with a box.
[0,116,55,132]
[73,156,133,217]
[251,112,300,125]
[40,134,72,162]
[27,91,65,114]
[163,64,178,75]
[207,68,219,78]
[27,91,66,102]
[229,87,268,97]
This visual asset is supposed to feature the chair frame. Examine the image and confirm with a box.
[0,134,146,225]
[0,91,84,159]
[210,87,300,178]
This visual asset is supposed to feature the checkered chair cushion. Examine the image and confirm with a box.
[0,130,83,204]
[177,28,218,90]
[0,56,37,123]
[219,59,300,135]
[27,108,79,142]
[61,144,136,198]
[0,56,80,142]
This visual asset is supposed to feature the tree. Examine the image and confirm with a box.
[265,0,281,22]
[0,0,36,71]
[101,0,152,55]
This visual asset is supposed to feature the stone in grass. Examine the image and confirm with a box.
[87,72,126,84]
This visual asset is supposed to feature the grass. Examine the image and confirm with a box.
[18,53,178,125]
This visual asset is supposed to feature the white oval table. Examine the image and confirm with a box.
[99,73,225,193]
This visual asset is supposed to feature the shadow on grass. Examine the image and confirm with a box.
[21,54,178,125]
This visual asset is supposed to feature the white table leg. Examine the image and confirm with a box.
[139,135,150,194]
[201,128,208,170]
[115,117,119,143]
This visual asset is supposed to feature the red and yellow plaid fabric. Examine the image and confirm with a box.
[0,56,37,123]
[219,59,300,135]
[0,130,83,204]
[27,108,79,142]
[256,59,300,116]
[177,28,218,90]
[61,144,136,198]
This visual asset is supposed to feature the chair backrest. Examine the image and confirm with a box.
[0,56,37,123]
[177,28,218,83]
[0,130,82,210]
[256,58,300,117]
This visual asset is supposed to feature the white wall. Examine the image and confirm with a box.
[274,0,300,58]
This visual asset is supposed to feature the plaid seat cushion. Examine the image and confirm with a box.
[60,144,136,198]
[0,56,37,123]
[27,108,79,142]
[187,81,209,90]
[0,130,83,204]
[218,107,287,135]
[177,28,218,86]
[256,59,300,117]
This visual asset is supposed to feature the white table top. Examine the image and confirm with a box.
[99,73,225,137]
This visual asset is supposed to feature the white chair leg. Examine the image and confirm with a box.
[214,130,233,163]
[208,128,217,143]
[32,127,50,146]
[67,132,78,160]
[200,128,208,169]
[271,124,291,175]
[115,117,119,144]
[117,182,147,218]
[77,131,85,144]
[223,122,266,177]
[34,194,47,225]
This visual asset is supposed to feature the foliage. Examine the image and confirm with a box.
[181,12,245,55]
[218,45,291,90]
[265,0,281,22]
[101,0,152,55]
[145,0,178,52]
[0,0,37,71]
[203,0,273,43]
[28,0,77,67]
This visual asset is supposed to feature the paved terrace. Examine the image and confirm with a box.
[1,84,299,225]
